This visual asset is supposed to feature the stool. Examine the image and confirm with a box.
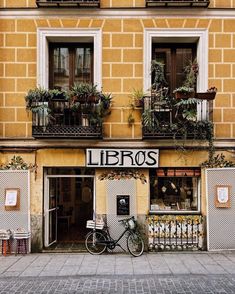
[15,238,28,255]
[1,239,11,256]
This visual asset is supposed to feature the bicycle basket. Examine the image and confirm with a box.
[86,220,104,230]
[128,219,136,230]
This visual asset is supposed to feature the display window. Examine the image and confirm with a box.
[150,168,200,212]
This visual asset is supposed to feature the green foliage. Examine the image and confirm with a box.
[0,155,37,171]
[151,61,168,91]
[88,92,113,125]
[173,86,194,94]
[25,87,51,110]
[200,153,235,168]
[70,83,100,102]
[49,89,68,100]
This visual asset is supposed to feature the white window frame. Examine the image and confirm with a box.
[144,28,208,120]
[37,28,102,90]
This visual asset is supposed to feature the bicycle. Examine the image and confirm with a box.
[85,216,144,257]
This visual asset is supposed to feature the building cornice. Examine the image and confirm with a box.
[1,8,235,19]
[0,139,234,151]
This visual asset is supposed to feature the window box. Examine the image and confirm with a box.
[36,0,100,7]
[146,0,210,8]
[195,92,216,100]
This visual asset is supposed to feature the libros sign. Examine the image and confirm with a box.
[86,149,159,168]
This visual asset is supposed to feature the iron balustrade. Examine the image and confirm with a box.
[148,215,204,251]
[142,95,213,140]
[146,0,210,8]
[31,100,102,139]
[36,0,100,7]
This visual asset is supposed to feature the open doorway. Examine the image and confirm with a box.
[44,168,94,250]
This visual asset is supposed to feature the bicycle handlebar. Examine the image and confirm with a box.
[117,216,134,223]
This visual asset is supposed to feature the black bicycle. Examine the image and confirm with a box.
[85,216,144,257]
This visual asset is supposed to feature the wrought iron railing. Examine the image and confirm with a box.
[146,0,210,7]
[36,0,100,7]
[31,99,102,139]
[142,95,213,140]
[148,215,204,251]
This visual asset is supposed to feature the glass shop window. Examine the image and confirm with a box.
[150,168,200,212]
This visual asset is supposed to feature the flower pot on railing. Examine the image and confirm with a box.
[173,87,195,100]
[195,92,216,100]
[195,87,217,100]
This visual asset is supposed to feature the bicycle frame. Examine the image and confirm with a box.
[96,226,132,251]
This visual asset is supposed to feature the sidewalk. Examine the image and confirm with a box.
[0,251,235,277]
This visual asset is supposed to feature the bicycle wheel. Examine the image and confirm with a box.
[85,231,107,255]
[127,232,144,257]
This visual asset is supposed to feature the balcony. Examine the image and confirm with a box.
[36,0,100,8]
[31,99,102,139]
[142,95,213,140]
[146,0,210,8]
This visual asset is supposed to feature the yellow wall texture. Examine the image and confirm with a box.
[1,17,235,139]
[96,169,149,215]
[0,0,234,8]
[1,149,233,218]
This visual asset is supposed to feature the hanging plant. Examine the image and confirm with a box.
[98,169,147,184]
[0,156,37,171]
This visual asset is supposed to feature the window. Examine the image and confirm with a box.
[37,28,101,90]
[152,44,196,94]
[49,43,93,90]
[150,168,200,212]
[144,29,209,120]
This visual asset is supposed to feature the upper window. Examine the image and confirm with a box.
[152,44,196,94]
[49,43,93,90]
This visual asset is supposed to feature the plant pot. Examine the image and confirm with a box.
[174,91,195,99]
[73,95,87,104]
[87,95,99,104]
[195,92,216,100]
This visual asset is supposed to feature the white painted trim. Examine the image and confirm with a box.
[2,9,235,18]
[37,28,102,89]
[144,28,208,119]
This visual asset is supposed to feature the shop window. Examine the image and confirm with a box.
[150,168,200,212]
[49,43,93,90]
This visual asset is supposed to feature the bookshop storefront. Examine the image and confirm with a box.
[87,148,204,251]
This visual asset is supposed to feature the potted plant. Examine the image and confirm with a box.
[25,87,52,126]
[173,86,195,99]
[151,60,168,91]
[130,88,146,108]
[49,89,68,100]
[25,87,51,111]
[173,59,198,99]
[70,83,100,104]
[88,92,112,126]
[196,86,217,100]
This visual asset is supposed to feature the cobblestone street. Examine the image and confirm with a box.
[0,275,235,293]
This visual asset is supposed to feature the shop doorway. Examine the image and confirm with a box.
[44,168,94,249]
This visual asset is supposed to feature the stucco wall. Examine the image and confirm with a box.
[0,15,235,139]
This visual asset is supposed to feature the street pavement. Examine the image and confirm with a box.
[0,252,235,293]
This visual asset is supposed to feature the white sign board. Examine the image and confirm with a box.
[86,149,159,168]
[5,190,17,206]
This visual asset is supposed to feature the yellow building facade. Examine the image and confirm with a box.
[0,0,235,252]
